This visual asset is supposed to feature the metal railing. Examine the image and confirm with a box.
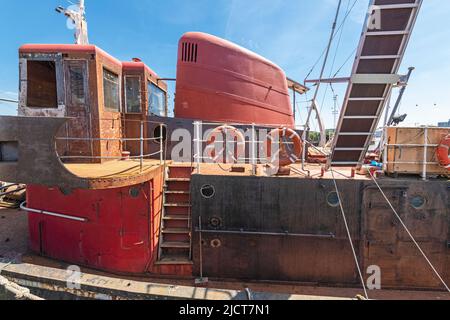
[193,121,308,175]
[55,121,166,172]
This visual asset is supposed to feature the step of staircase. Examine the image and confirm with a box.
[160,241,191,249]
[163,215,190,221]
[165,190,190,194]
[164,203,191,208]
[162,228,191,234]
[155,256,193,265]
[166,178,191,182]
[168,166,194,179]
[165,191,190,204]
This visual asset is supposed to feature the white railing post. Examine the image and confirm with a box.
[422,127,428,181]
[159,123,164,165]
[140,120,144,172]
[383,127,388,172]
[194,121,202,174]
[251,123,257,175]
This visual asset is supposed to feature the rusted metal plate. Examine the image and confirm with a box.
[191,175,364,285]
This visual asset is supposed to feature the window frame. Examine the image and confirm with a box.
[124,75,142,114]
[102,67,121,112]
[64,59,88,107]
[148,81,167,117]
[25,60,59,109]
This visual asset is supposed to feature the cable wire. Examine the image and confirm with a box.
[331,169,369,299]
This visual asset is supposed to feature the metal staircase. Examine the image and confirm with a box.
[156,164,194,266]
[329,0,423,167]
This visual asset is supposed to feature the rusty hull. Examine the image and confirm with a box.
[190,175,450,291]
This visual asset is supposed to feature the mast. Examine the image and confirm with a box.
[56,0,89,45]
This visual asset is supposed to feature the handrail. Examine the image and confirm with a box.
[192,121,306,175]
[56,122,166,172]
[20,202,88,222]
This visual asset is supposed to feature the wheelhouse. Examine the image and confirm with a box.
[18,44,168,163]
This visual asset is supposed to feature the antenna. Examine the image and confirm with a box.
[56,0,89,45]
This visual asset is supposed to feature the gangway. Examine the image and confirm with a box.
[329,0,423,167]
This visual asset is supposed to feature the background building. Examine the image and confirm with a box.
[438,119,450,127]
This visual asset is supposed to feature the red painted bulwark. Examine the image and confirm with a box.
[27,176,163,275]
[175,32,294,126]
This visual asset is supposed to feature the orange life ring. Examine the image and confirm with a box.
[436,134,450,170]
[267,127,303,167]
[205,125,245,163]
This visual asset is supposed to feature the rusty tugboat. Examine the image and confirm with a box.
[0,0,449,300]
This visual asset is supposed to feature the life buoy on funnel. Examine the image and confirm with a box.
[436,134,450,170]
[205,125,245,163]
[267,127,303,167]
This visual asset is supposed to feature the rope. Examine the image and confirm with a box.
[330,169,369,299]
[0,275,44,300]
[367,170,450,293]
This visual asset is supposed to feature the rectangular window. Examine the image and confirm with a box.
[125,76,142,113]
[148,82,167,116]
[27,60,58,108]
[103,68,120,111]
[68,64,86,105]
[0,141,18,162]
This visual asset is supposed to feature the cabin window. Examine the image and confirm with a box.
[148,82,166,116]
[67,63,86,106]
[103,68,120,111]
[27,60,58,108]
[125,76,142,113]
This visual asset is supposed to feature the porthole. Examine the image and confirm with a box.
[210,239,222,248]
[59,187,72,196]
[327,192,340,207]
[209,217,222,228]
[201,185,215,199]
[153,125,167,144]
[129,187,140,198]
[410,195,426,209]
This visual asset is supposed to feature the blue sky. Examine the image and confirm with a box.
[0,0,449,129]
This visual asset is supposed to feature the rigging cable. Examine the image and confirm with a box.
[319,0,351,113]
[367,169,450,293]
[303,0,359,83]
[331,169,369,299]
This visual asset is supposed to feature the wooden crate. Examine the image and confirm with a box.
[386,127,450,176]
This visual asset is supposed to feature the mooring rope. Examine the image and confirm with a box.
[330,169,369,299]
[367,169,450,293]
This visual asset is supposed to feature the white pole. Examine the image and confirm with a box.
[140,121,144,171]
[422,127,428,181]
[160,124,164,165]
[195,122,201,174]
[251,124,257,176]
